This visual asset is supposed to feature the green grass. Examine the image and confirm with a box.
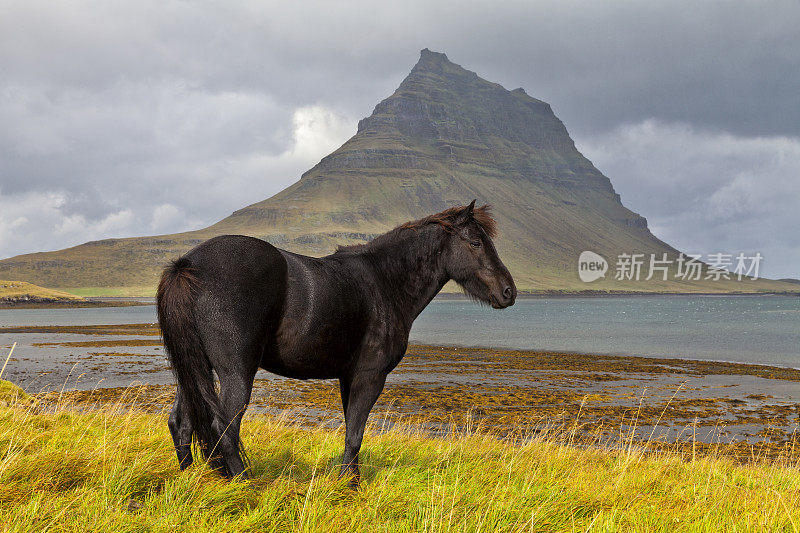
[2,384,800,531]
[55,286,120,298]
[57,286,154,298]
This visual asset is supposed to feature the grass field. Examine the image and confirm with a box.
[56,287,154,298]
[2,382,800,532]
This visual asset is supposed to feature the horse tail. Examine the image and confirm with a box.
[157,256,225,472]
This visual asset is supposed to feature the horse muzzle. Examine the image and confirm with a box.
[490,284,516,308]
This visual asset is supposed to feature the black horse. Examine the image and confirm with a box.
[157,201,516,483]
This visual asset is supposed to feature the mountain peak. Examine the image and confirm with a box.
[418,48,450,63]
[412,48,460,74]
[333,50,611,193]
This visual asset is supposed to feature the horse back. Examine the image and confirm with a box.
[178,235,379,380]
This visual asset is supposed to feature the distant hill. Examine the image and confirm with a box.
[0,281,83,304]
[0,49,796,296]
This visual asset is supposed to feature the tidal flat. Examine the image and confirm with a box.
[3,322,800,461]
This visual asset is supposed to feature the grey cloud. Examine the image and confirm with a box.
[0,0,798,277]
[5,1,798,134]
[577,121,800,278]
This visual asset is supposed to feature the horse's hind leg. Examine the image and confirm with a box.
[213,369,257,479]
[167,388,193,469]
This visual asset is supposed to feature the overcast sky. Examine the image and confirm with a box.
[1,0,798,278]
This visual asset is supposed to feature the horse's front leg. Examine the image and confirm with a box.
[339,370,387,486]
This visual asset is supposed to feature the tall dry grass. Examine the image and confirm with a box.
[0,337,799,532]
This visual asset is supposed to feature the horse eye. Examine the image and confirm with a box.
[470,240,481,249]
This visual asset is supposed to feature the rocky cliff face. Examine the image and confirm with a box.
[0,49,791,294]
[341,49,610,190]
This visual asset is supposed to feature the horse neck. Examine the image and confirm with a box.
[366,225,450,326]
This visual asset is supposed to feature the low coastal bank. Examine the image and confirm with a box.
[0,280,151,309]
[8,290,799,308]
[0,299,150,309]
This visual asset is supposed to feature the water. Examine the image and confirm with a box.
[411,295,800,367]
[1,295,798,371]
[1,305,158,327]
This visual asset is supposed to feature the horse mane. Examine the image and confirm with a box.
[400,204,496,238]
[335,203,497,254]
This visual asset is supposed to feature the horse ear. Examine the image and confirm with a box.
[466,199,476,217]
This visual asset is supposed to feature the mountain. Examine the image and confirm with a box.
[0,49,795,296]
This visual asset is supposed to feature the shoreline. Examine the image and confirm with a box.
[435,290,800,299]
[0,299,151,309]
[3,321,800,374]
[4,291,797,307]
[418,343,800,372]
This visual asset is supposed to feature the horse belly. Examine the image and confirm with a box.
[265,295,362,379]
[261,331,348,380]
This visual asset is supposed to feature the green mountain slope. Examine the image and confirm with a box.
[0,49,795,296]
